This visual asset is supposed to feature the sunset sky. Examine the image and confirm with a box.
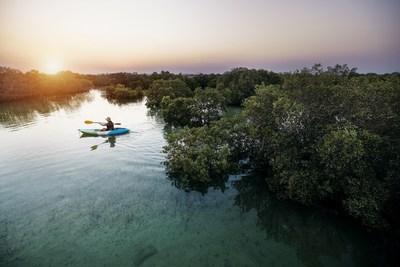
[1,0,399,74]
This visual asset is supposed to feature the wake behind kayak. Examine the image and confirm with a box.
[79,128,130,136]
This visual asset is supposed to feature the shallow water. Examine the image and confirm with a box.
[0,90,388,266]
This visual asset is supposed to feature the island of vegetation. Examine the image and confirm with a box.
[156,66,400,234]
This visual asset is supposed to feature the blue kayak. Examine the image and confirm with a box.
[79,128,130,136]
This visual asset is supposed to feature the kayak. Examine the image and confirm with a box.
[79,128,130,136]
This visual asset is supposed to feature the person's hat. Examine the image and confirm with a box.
[105,117,111,121]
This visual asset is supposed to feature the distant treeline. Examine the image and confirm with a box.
[2,65,398,105]
[0,67,93,102]
[84,71,220,91]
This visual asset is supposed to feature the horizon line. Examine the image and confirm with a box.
[2,64,399,76]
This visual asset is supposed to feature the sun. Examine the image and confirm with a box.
[43,60,62,74]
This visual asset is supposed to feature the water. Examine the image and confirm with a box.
[0,90,388,267]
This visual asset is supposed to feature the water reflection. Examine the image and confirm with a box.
[233,175,389,267]
[79,135,117,151]
[0,93,92,129]
[167,173,228,194]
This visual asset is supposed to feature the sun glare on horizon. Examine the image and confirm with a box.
[43,60,62,74]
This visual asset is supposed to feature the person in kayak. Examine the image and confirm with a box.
[100,117,114,131]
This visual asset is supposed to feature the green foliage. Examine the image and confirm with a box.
[161,96,196,127]
[317,127,389,227]
[182,73,219,90]
[163,126,233,193]
[216,67,282,105]
[240,67,400,229]
[146,79,192,109]
[190,88,226,126]
[160,88,226,127]
[85,71,219,92]
[162,64,400,231]
[163,114,254,192]
[104,84,143,102]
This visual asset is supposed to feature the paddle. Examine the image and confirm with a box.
[84,120,121,125]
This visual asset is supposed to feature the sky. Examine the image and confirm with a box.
[0,0,399,74]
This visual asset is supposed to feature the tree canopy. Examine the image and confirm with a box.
[161,65,400,232]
